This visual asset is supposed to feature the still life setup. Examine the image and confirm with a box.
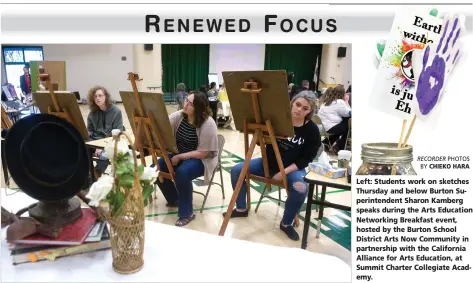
[2,98,158,273]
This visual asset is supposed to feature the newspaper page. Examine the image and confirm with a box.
[0,0,471,282]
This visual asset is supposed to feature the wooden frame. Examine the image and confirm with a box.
[120,72,177,185]
[219,71,299,236]
[32,74,89,141]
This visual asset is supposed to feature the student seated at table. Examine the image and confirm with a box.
[87,86,123,175]
[155,92,218,227]
[224,91,321,241]
[317,85,351,152]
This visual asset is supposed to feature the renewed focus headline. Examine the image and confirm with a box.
[145,15,337,33]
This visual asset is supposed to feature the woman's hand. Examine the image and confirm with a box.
[272,164,299,181]
[171,155,181,166]
[94,149,102,158]
[272,172,283,181]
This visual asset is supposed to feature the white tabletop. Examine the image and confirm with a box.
[305,171,351,189]
[1,193,351,282]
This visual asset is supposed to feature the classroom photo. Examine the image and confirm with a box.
[1,43,352,281]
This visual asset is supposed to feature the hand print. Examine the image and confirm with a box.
[415,14,464,115]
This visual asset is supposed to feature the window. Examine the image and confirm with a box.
[2,46,44,97]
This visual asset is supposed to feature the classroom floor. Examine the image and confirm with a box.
[1,103,352,266]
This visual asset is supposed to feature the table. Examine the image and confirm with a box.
[1,193,350,282]
[301,171,351,250]
[85,134,135,182]
[5,109,20,123]
[85,138,113,183]
[85,134,136,150]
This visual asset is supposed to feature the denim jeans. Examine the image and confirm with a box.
[231,158,308,226]
[155,154,204,218]
[98,150,108,160]
[88,147,109,174]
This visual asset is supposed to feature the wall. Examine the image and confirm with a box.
[319,44,352,89]
[34,44,346,101]
[342,44,352,88]
[131,44,266,92]
[133,44,162,93]
[42,44,134,102]
[209,44,266,84]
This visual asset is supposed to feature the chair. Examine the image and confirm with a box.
[254,143,325,217]
[312,114,333,152]
[254,177,304,224]
[345,118,352,151]
[193,134,226,213]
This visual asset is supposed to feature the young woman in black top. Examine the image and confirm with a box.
[225,91,321,241]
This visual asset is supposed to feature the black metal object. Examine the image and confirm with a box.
[1,139,9,187]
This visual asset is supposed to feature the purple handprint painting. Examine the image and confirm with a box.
[416,47,445,115]
[416,16,463,115]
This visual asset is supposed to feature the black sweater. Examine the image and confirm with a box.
[266,120,321,176]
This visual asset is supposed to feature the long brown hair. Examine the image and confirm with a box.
[182,92,212,128]
[88,85,112,112]
[322,85,345,106]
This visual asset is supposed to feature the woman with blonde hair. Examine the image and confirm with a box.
[318,85,351,152]
[225,91,321,241]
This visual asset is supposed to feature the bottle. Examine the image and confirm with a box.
[356,143,416,175]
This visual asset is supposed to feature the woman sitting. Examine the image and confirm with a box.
[317,85,351,152]
[175,82,187,110]
[156,92,218,227]
[217,83,235,130]
[224,91,321,241]
[207,82,219,123]
[87,86,123,175]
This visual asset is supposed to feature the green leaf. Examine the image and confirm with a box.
[142,184,155,207]
[377,43,385,57]
[138,164,144,176]
[116,189,125,204]
[113,189,126,216]
[126,162,135,173]
[120,175,134,188]
[116,153,125,163]
[115,163,127,175]
[106,191,115,204]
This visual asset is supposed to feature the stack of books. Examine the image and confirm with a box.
[8,208,111,265]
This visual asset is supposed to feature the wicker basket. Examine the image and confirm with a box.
[103,131,145,274]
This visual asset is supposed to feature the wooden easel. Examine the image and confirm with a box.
[39,74,74,126]
[219,80,299,236]
[1,104,13,129]
[127,72,176,186]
